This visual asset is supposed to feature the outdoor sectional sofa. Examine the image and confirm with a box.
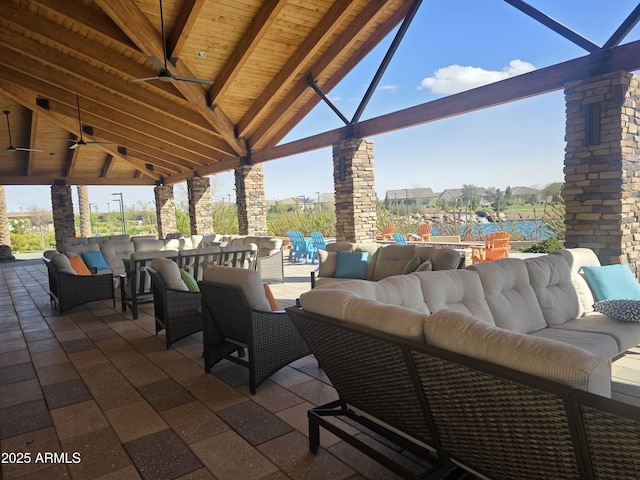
[62,233,284,282]
[288,248,640,478]
[311,242,463,287]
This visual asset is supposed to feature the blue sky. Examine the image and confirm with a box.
[5,1,640,213]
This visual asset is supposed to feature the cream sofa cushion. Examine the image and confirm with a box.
[550,248,601,316]
[423,310,611,397]
[414,269,495,324]
[524,254,580,326]
[300,278,428,341]
[202,265,271,311]
[414,246,461,271]
[134,239,168,252]
[553,312,640,353]
[530,327,618,359]
[100,240,135,275]
[149,257,188,291]
[372,245,418,281]
[63,242,100,258]
[51,253,76,275]
[469,258,546,334]
[323,243,379,280]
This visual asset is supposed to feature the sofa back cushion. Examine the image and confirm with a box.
[202,265,271,311]
[134,239,168,252]
[100,240,135,275]
[51,253,76,275]
[524,255,580,326]
[550,248,601,316]
[414,246,461,271]
[423,310,611,396]
[149,257,188,291]
[469,258,546,333]
[300,276,429,341]
[321,243,379,279]
[414,269,495,324]
[372,245,419,281]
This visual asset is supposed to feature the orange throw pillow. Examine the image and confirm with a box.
[263,283,279,311]
[69,255,92,275]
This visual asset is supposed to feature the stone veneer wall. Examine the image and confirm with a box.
[235,164,267,235]
[564,71,640,271]
[51,185,75,251]
[187,177,214,236]
[77,185,91,237]
[154,185,177,238]
[333,138,376,242]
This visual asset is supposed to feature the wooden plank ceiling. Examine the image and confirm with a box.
[0,0,410,186]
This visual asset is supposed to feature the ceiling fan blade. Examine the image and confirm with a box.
[147,56,165,72]
[3,110,43,152]
[132,76,161,82]
[15,147,43,152]
[172,75,214,85]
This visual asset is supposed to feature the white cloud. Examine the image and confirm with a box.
[378,84,399,92]
[418,59,536,94]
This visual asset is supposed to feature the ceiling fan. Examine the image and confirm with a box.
[69,96,116,150]
[3,110,43,152]
[133,0,213,85]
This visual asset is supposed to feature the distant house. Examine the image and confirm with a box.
[439,187,489,205]
[510,186,541,203]
[385,188,437,207]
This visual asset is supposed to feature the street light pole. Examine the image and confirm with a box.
[111,192,126,234]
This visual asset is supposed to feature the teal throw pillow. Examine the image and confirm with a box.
[81,251,110,271]
[122,258,131,276]
[180,269,200,292]
[402,256,422,274]
[335,251,369,279]
[582,264,640,301]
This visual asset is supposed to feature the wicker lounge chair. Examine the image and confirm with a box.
[43,253,115,315]
[199,266,310,394]
[147,265,202,349]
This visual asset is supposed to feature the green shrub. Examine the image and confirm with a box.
[522,237,564,253]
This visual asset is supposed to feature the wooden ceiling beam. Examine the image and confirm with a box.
[94,0,247,157]
[0,81,166,181]
[249,0,406,149]
[237,0,359,138]
[66,145,80,178]
[0,176,157,186]
[251,39,640,165]
[169,0,207,59]
[206,0,287,106]
[0,15,232,151]
[101,155,115,178]
[0,53,232,164]
[27,0,137,51]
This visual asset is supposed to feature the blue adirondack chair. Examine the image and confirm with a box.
[311,231,332,263]
[392,232,408,245]
[287,230,317,264]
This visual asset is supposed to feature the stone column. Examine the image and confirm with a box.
[51,184,75,251]
[77,185,91,237]
[564,71,640,271]
[333,138,377,242]
[154,185,177,238]
[235,164,267,235]
[187,177,214,235]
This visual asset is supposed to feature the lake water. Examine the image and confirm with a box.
[432,220,554,241]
